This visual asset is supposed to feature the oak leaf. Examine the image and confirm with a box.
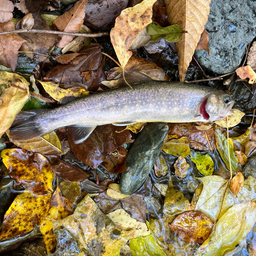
[110,0,157,68]
[164,0,211,81]
[236,65,256,84]
[0,0,14,23]
[53,0,88,48]
[0,21,26,70]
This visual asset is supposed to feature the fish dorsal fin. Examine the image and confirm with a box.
[112,121,135,126]
[68,125,96,144]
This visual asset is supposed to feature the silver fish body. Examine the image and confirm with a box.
[9,81,234,143]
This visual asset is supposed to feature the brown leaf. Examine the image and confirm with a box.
[0,21,26,70]
[174,156,189,178]
[0,0,14,23]
[236,65,256,84]
[230,172,244,196]
[14,0,28,14]
[68,124,133,169]
[20,13,34,30]
[169,211,214,243]
[165,0,211,81]
[196,29,210,55]
[52,160,90,181]
[110,0,157,68]
[247,41,256,70]
[120,194,147,223]
[53,0,88,48]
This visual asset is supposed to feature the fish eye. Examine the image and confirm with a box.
[223,94,231,104]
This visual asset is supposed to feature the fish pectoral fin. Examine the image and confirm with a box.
[112,121,135,126]
[68,125,96,144]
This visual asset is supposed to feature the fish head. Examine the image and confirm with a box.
[200,92,234,121]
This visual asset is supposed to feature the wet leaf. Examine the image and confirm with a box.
[190,151,214,176]
[107,183,130,199]
[120,194,147,223]
[38,80,89,102]
[162,137,190,157]
[147,23,182,42]
[174,156,189,178]
[215,129,238,173]
[126,122,146,134]
[59,180,82,205]
[235,151,247,165]
[68,124,133,169]
[0,190,51,241]
[0,71,29,137]
[0,0,14,22]
[110,0,157,68]
[53,0,88,48]
[154,154,168,177]
[7,130,63,155]
[52,160,90,181]
[230,172,244,196]
[236,65,256,84]
[0,21,26,70]
[1,149,54,195]
[169,211,214,243]
[165,0,211,81]
[195,201,256,256]
[214,109,245,128]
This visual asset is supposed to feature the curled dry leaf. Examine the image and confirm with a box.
[196,29,210,55]
[110,0,157,68]
[53,0,88,48]
[0,0,14,22]
[20,13,34,30]
[230,172,244,196]
[236,65,256,84]
[214,109,245,128]
[174,156,189,178]
[164,0,211,81]
[247,41,256,70]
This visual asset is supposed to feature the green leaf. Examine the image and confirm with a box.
[215,129,238,173]
[190,151,214,176]
[147,23,182,43]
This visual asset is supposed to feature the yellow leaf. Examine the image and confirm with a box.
[236,65,256,84]
[0,191,51,241]
[0,71,29,137]
[126,122,146,134]
[164,0,211,81]
[40,219,56,254]
[162,137,190,157]
[107,183,130,199]
[110,0,157,68]
[215,109,245,128]
[38,80,89,102]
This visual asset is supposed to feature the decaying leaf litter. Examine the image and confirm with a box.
[0,0,255,255]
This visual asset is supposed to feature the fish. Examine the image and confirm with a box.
[9,81,234,144]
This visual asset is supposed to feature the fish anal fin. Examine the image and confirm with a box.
[112,121,135,126]
[68,125,96,144]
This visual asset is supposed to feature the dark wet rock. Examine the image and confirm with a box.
[120,123,168,195]
[144,196,162,218]
[195,0,256,74]
[243,154,256,179]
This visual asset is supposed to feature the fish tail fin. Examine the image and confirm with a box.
[8,110,44,141]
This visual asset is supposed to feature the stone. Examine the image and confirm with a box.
[243,154,256,179]
[195,0,256,74]
[120,123,168,195]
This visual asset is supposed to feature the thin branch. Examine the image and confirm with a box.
[0,29,108,37]
[186,71,235,83]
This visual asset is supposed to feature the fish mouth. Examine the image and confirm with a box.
[199,97,210,120]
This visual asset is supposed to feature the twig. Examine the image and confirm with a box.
[0,29,108,37]
[187,71,235,83]
[29,91,55,103]
[192,56,207,77]
[241,81,255,98]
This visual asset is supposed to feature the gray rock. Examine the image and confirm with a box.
[243,154,256,179]
[195,0,256,74]
[120,123,168,195]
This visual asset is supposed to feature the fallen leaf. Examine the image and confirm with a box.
[20,13,34,30]
[214,109,245,128]
[162,137,190,157]
[0,0,14,23]
[14,0,28,14]
[164,0,211,81]
[174,156,189,178]
[53,0,88,48]
[0,71,29,137]
[154,154,168,177]
[125,122,146,134]
[0,21,26,70]
[247,41,256,70]
[230,172,244,196]
[0,190,51,241]
[130,27,152,49]
[195,201,256,256]
[196,29,210,55]
[110,0,157,68]
[107,183,130,199]
[169,211,214,243]
[235,151,247,165]
[1,149,54,195]
[236,65,256,84]
[190,151,214,176]
[38,80,89,102]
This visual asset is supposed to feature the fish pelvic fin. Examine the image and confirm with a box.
[8,110,44,141]
[67,125,96,144]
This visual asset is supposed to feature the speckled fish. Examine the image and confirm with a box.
[9,81,234,143]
